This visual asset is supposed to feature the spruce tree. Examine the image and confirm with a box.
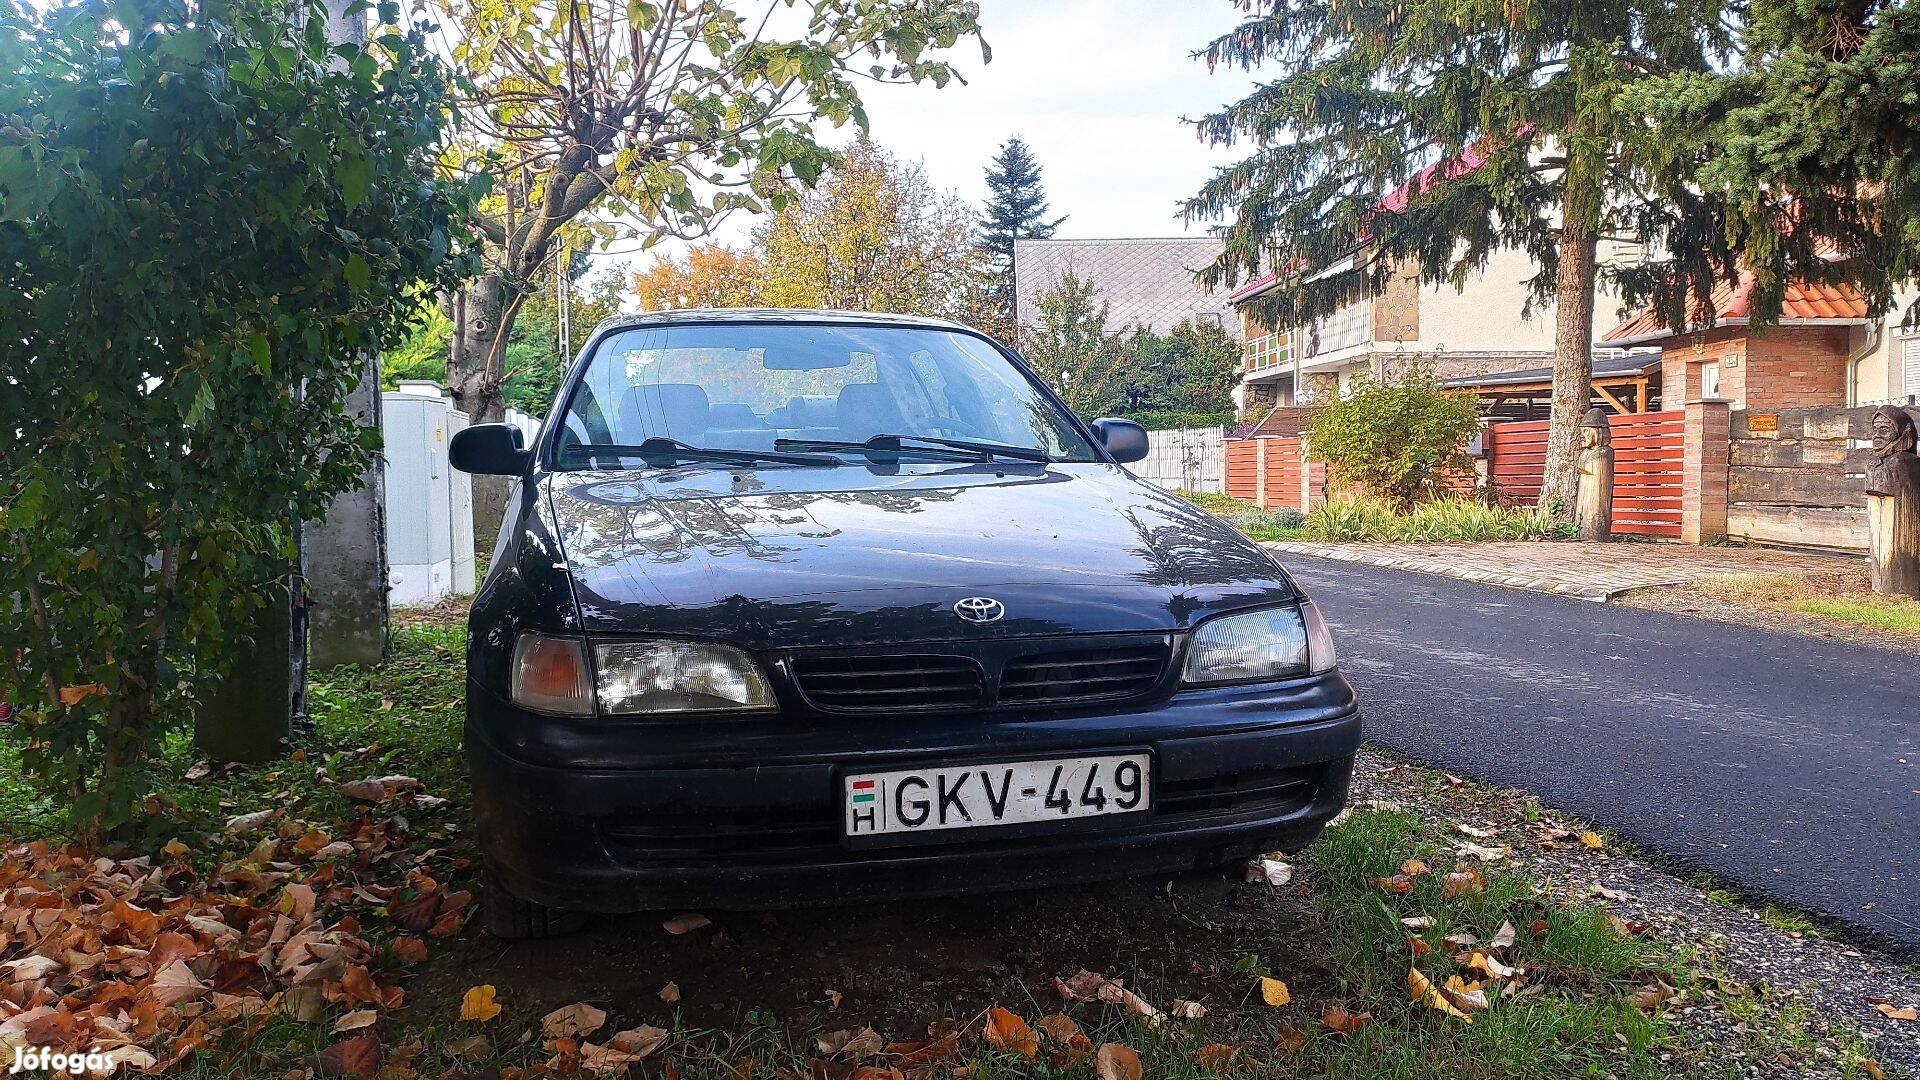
[1183,0,1744,519]
[1629,0,1920,324]
[978,137,1066,330]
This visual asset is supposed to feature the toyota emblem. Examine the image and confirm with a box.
[953,596,1005,624]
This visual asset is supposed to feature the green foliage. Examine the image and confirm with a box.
[975,137,1064,328]
[1021,274,1240,422]
[0,0,473,839]
[1301,497,1573,542]
[382,300,455,387]
[1123,409,1236,430]
[1182,0,1743,334]
[440,0,985,417]
[501,262,626,414]
[1624,1,1920,327]
[1305,371,1482,506]
[1236,505,1306,534]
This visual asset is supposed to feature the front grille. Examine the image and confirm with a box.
[602,809,838,864]
[1000,642,1171,706]
[790,653,986,712]
[1156,765,1316,819]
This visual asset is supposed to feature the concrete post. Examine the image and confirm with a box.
[1681,399,1731,545]
[1255,439,1269,509]
[197,0,378,762]
[304,0,388,669]
[1298,439,1313,514]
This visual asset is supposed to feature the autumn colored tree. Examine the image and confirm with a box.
[435,0,984,432]
[1184,0,1743,520]
[752,140,975,317]
[634,243,766,311]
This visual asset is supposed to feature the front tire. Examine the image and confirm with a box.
[481,867,588,940]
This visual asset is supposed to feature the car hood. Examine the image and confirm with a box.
[542,462,1295,648]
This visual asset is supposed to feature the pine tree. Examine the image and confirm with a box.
[977,137,1066,331]
[1183,0,1745,520]
[1627,0,1920,324]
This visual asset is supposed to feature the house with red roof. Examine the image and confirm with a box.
[1600,274,1914,410]
[1229,133,1647,425]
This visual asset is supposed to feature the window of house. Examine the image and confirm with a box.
[1699,361,1721,399]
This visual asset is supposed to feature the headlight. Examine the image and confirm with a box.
[595,640,776,715]
[1181,602,1336,687]
[509,632,776,716]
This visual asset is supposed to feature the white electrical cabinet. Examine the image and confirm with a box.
[382,386,475,607]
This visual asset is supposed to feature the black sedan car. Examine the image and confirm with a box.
[450,309,1358,938]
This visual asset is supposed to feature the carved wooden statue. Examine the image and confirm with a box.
[1864,405,1920,598]
[1575,407,1614,542]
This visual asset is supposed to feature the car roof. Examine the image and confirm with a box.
[587,308,981,338]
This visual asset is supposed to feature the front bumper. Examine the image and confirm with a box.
[466,673,1361,912]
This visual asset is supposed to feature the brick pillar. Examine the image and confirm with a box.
[1681,399,1731,545]
[1254,439,1269,509]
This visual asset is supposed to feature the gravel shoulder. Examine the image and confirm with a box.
[1351,748,1920,1076]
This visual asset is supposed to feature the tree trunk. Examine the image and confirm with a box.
[448,271,527,552]
[1538,212,1599,520]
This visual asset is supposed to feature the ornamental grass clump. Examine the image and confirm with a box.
[1302,497,1571,542]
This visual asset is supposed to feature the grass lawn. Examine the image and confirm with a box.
[0,612,1878,1078]
[1696,573,1920,642]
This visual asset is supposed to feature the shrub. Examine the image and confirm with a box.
[1124,408,1237,430]
[1305,368,1481,507]
[0,0,473,840]
[1236,506,1307,534]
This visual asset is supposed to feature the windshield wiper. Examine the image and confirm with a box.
[563,438,838,468]
[775,433,1053,463]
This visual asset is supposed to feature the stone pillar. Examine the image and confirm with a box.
[304,0,388,669]
[1241,379,1279,422]
[1681,399,1731,545]
[1298,440,1314,513]
[1301,371,1339,404]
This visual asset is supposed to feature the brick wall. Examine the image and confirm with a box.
[1743,327,1850,410]
[1656,326,1848,411]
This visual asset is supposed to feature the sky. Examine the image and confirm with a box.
[829,0,1262,239]
[634,0,1264,268]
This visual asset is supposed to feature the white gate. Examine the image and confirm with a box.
[1132,426,1226,493]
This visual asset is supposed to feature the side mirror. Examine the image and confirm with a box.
[450,423,530,476]
[1091,418,1149,464]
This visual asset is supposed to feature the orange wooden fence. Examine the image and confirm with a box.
[1225,439,1259,502]
[1604,410,1686,538]
[1484,410,1685,538]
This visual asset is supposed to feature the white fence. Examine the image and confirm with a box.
[1133,426,1226,493]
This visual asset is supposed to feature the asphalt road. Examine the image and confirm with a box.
[1284,556,1920,954]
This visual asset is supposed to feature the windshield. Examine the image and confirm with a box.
[551,322,1098,468]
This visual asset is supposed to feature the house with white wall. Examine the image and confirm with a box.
[1231,245,1633,422]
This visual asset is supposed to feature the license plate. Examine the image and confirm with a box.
[843,754,1150,838]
